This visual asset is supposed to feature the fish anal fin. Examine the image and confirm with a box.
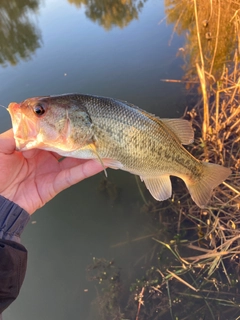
[185,162,231,208]
[142,175,172,201]
[161,119,194,145]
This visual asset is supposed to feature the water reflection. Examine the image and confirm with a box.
[68,0,147,29]
[0,0,41,66]
[165,0,240,79]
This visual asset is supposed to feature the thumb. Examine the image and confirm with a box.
[0,129,16,154]
[53,159,104,194]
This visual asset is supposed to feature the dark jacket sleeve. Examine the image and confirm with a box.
[0,239,27,313]
[0,196,30,314]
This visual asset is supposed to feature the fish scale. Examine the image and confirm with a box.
[8,93,231,208]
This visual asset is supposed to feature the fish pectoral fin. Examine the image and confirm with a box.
[102,158,124,170]
[141,175,172,201]
[161,119,194,145]
[87,143,108,177]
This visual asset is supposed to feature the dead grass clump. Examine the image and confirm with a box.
[131,5,240,317]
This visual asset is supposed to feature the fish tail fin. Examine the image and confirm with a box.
[186,162,231,208]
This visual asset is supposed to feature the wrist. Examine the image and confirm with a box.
[0,196,30,243]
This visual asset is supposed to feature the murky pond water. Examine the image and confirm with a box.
[0,1,187,319]
[1,0,239,319]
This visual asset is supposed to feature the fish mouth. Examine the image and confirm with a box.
[8,102,39,151]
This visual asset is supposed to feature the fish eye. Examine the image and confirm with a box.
[33,103,46,116]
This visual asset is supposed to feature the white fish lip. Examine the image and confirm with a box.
[8,102,40,151]
[15,137,38,151]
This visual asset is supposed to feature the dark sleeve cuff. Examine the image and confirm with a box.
[0,239,28,314]
[0,196,30,243]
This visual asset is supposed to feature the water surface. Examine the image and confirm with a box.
[0,0,187,319]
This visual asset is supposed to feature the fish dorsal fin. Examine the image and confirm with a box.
[129,106,194,145]
[160,119,194,145]
[141,175,172,201]
[116,99,194,145]
[142,112,194,145]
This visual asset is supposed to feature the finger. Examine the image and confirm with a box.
[22,149,63,160]
[59,157,89,170]
[53,159,105,194]
[51,152,64,161]
[22,148,40,159]
[0,129,16,154]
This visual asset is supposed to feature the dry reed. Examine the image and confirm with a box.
[132,2,240,318]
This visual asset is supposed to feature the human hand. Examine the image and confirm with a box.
[0,129,104,214]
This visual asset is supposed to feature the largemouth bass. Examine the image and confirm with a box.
[8,94,231,208]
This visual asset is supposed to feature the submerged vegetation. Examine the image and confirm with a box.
[87,0,240,319]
